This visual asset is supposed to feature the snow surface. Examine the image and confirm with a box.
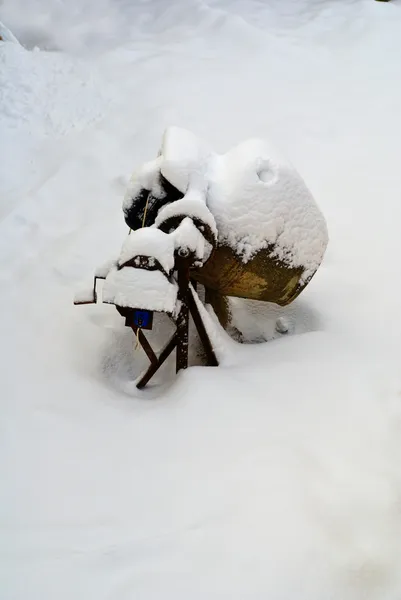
[122,157,163,214]
[161,125,215,192]
[208,138,328,279]
[155,192,218,239]
[103,266,178,313]
[101,228,178,312]
[171,217,212,265]
[94,258,117,279]
[2,1,401,599]
[118,228,175,274]
[73,286,96,305]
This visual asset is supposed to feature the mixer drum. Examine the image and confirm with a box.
[194,243,306,305]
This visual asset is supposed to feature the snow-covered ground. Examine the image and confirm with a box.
[2,1,401,598]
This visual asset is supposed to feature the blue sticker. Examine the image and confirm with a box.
[133,310,151,328]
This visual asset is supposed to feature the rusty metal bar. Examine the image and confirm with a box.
[136,333,178,389]
[131,325,158,366]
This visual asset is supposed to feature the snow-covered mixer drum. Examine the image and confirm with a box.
[123,127,328,327]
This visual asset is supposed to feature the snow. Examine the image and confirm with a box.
[118,228,175,274]
[122,157,163,214]
[275,316,290,335]
[102,265,178,313]
[135,127,328,279]
[171,217,212,265]
[208,138,328,279]
[155,192,218,240]
[0,21,19,44]
[2,1,401,599]
[190,283,236,364]
[161,125,215,193]
[73,286,96,305]
[94,258,117,279]
[0,42,110,139]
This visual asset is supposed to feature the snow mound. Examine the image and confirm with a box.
[156,127,328,280]
[124,126,327,282]
[122,157,164,214]
[171,217,212,265]
[73,286,95,305]
[102,228,178,312]
[103,266,178,313]
[118,228,175,274]
[94,259,117,279]
[155,190,218,237]
[208,137,328,279]
[161,125,215,192]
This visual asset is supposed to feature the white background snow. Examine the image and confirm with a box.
[1,1,401,599]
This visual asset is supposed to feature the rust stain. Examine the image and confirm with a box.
[193,244,307,307]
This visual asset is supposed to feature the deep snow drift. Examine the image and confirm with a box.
[2,1,401,599]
